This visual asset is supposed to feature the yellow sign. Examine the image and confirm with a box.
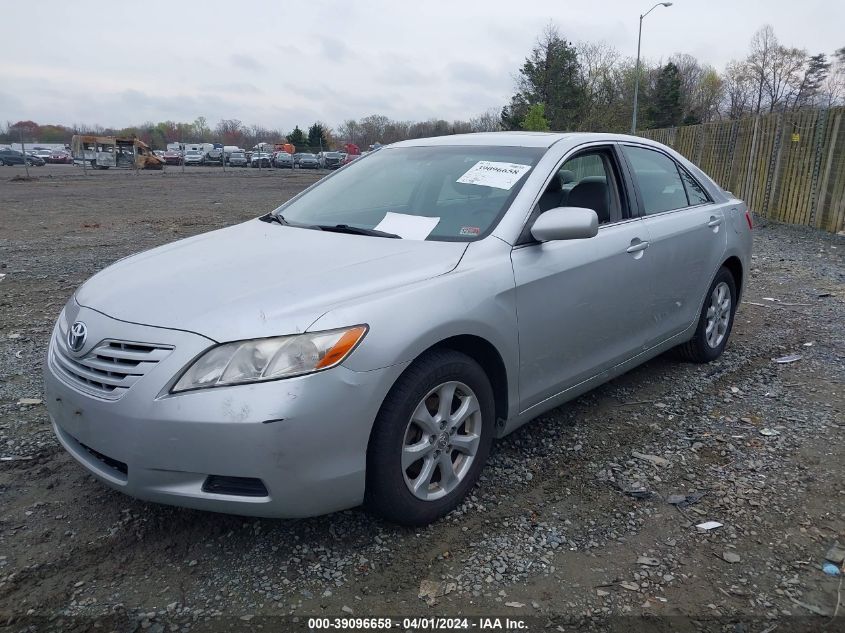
[791,133,800,142]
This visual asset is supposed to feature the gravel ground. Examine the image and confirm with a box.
[0,165,843,632]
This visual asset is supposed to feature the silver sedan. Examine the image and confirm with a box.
[44,132,752,525]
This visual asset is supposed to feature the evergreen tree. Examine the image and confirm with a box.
[647,62,683,128]
[503,25,585,131]
[287,125,307,151]
[307,123,329,150]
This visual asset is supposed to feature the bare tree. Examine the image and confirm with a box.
[765,44,807,111]
[722,60,756,119]
[820,47,845,107]
[470,109,502,132]
[748,25,779,113]
[336,119,362,146]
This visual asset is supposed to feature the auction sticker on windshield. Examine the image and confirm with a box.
[456,161,531,190]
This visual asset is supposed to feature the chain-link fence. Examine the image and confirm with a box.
[639,107,845,233]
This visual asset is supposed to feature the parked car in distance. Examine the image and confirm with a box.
[296,153,319,169]
[0,148,45,166]
[340,153,360,166]
[163,150,183,165]
[318,151,342,169]
[228,151,248,167]
[183,150,204,166]
[250,152,273,168]
[273,151,293,168]
[48,150,73,164]
[204,147,224,166]
[32,149,54,162]
[44,132,751,526]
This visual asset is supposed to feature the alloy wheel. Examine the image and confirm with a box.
[402,381,482,501]
[705,281,731,348]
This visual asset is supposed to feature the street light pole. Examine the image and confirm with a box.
[631,2,673,135]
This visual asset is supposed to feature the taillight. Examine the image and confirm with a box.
[745,210,753,230]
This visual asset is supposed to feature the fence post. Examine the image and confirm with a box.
[762,113,784,218]
[695,125,704,166]
[814,110,841,230]
[19,131,30,179]
[807,109,829,228]
[743,115,761,206]
[725,120,739,192]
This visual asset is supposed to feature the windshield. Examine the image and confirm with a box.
[275,145,544,241]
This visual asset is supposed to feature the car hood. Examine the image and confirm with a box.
[75,219,467,342]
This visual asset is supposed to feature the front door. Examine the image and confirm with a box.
[512,146,653,411]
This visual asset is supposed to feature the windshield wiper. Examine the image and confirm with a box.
[259,216,399,238]
[260,212,289,225]
[314,224,401,239]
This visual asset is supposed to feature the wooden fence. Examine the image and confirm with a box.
[639,107,845,233]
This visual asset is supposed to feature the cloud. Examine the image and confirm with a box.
[2,0,844,129]
[447,62,508,90]
[229,54,264,71]
[319,37,354,62]
[201,82,262,95]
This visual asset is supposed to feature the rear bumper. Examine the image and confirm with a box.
[45,305,408,518]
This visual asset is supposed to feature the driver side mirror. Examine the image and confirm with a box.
[530,207,599,242]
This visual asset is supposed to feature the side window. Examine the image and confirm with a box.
[623,145,688,214]
[679,168,710,205]
[537,149,623,225]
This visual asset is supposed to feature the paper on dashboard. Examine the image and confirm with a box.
[374,212,440,240]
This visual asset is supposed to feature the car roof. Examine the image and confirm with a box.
[390,131,664,149]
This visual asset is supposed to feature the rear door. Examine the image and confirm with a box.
[619,143,727,347]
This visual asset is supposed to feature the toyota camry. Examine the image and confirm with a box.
[45,132,752,525]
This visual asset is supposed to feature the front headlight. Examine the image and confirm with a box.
[171,325,367,393]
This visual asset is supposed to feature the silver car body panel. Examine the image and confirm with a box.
[46,131,752,518]
[74,220,468,342]
[45,303,409,517]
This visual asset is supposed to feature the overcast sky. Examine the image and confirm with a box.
[1,0,841,131]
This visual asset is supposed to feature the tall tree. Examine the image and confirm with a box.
[287,125,307,150]
[749,25,778,113]
[192,116,210,141]
[647,63,683,128]
[792,53,830,109]
[505,24,585,131]
[307,122,329,150]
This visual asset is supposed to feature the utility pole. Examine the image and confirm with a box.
[631,2,673,135]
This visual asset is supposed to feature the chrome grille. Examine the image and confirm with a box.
[51,331,172,400]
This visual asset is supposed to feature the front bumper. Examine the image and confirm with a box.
[45,304,407,518]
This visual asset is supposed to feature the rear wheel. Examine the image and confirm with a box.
[675,266,737,363]
[365,349,495,525]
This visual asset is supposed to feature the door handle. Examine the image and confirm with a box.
[626,240,649,254]
[707,216,723,228]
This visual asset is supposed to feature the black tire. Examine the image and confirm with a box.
[365,349,495,526]
[675,266,737,363]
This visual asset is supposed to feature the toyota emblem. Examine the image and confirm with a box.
[67,321,88,353]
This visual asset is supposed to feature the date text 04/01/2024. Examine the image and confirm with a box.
[306,616,529,630]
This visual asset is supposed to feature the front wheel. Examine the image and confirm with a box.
[675,266,737,363]
[365,349,495,526]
